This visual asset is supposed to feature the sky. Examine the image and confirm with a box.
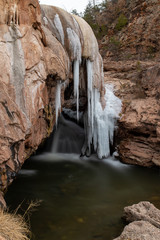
[39,0,93,14]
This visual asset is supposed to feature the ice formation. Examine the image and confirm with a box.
[67,28,81,121]
[55,81,62,126]
[83,59,122,159]
[54,14,64,45]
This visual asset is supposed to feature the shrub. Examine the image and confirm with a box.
[115,13,128,31]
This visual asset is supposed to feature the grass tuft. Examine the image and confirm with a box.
[0,209,30,240]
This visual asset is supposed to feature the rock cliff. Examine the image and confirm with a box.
[104,60,160,167]
[99,0,160,166]
[0,0,104,205]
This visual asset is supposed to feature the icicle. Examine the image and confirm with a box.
[73,60,80,120]
[54,14,64,45]
[67,28,81,121]
[85,58,122,158]
[55,81,62,126]
[86,59,93,151]
[93,85,122,159]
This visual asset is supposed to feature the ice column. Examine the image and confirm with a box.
[85,60,122,159]
[55,81,62,126]
[54,14,65,45]
[67,28,81,121]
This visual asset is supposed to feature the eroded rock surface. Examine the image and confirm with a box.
[114,202,160,240]
[104,60,160,166]
[114,220,160,240]
[124,201,160,228]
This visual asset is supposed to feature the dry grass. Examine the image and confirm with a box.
[0,200,42,240]
[0,209,30,240]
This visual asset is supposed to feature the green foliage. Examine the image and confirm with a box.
[99,0,108,10]
[109,36,121,47]
[136,61,141,72]
[71,9,80,16]
[115,13,128,31]
[83,2,108,39]
[83,2,96,26]
[108,36,121,52]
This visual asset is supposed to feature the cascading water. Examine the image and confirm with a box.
[51,114,84,154]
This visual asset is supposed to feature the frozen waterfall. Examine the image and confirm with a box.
[55,81,62,126]
[67,28,81,121]
[54,14,65,45]
[83,59,122,159]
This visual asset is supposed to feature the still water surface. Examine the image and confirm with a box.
[5,154,160,240]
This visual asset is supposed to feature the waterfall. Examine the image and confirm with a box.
[54,60,121,159]
[51,114,84,154]
[43,7,122,159]
[55,81,62,126]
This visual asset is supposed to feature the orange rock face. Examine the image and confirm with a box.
[0,0,71,198]
[104,60,160,167]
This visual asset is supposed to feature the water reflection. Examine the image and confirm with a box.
[5,155,160,240]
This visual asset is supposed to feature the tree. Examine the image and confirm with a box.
[71,9,80,16]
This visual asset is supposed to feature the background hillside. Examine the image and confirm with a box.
[83,0,160,61]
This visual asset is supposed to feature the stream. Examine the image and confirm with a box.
[5,154,160,240]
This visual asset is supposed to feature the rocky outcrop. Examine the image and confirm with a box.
[114,202,160,240]
[124,201,160,228]
[98,0,160,61]
[0,0,104,205]
[104,59,160,167]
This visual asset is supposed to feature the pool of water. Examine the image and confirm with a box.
[5,154,160,240]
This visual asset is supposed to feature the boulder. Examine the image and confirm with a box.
[114,220,160,240]
[124,201,160,229]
